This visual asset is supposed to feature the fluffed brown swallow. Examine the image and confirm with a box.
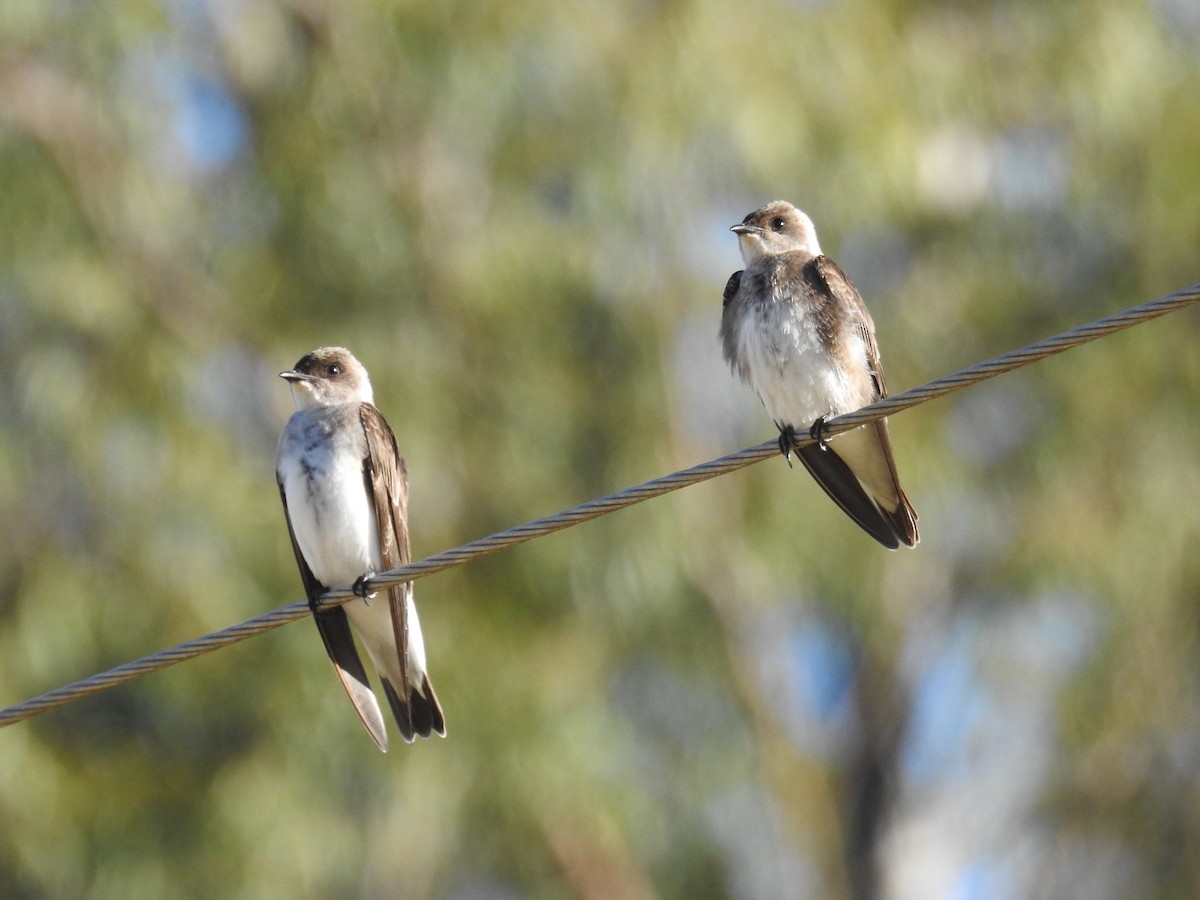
[720,201,919,549]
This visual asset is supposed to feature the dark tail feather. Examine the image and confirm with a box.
[413,675,446,738]
[881,487,919,548]
[382,676,447,743]
[312,608,390,752]
[795,444,903,549]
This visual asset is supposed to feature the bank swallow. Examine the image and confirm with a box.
[720,201,919,549]
[276,347,445,749]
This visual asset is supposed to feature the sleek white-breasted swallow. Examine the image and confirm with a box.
[720,201,919,549]
[276,347,444,750]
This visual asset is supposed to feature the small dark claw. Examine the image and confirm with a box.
[352,569,378,601]
[777,424,796,468]
[809,416,830,451]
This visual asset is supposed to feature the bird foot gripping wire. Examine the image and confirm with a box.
[778,416,831,465]
[809,416,830,451]
[777,424,796,467]
[352,569,377,602]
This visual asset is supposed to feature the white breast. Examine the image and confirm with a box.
[278,409,431,689]
[735,300,870,430]
[277,416,380,589]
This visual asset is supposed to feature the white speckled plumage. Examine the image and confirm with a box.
[730,279,874,428]
[720,201,918,548]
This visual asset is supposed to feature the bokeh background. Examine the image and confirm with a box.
[2,1,1199,897]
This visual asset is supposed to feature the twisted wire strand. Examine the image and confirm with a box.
[1,282,1197,728]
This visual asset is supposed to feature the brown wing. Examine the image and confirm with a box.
[722,269,743,309]
[359,404,411,569]
[720,269,753,376]
[277,480,390,751]
[812,256,884,398]
[812,256,919,547]
[360,404,446,741]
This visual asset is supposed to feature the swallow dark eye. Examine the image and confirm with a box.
[327,364,342,377]
[771,217,786,230]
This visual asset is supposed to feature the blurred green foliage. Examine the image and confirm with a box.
[1,0,1199,897]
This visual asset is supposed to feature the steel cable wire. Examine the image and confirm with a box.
[1,282,1196,728]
